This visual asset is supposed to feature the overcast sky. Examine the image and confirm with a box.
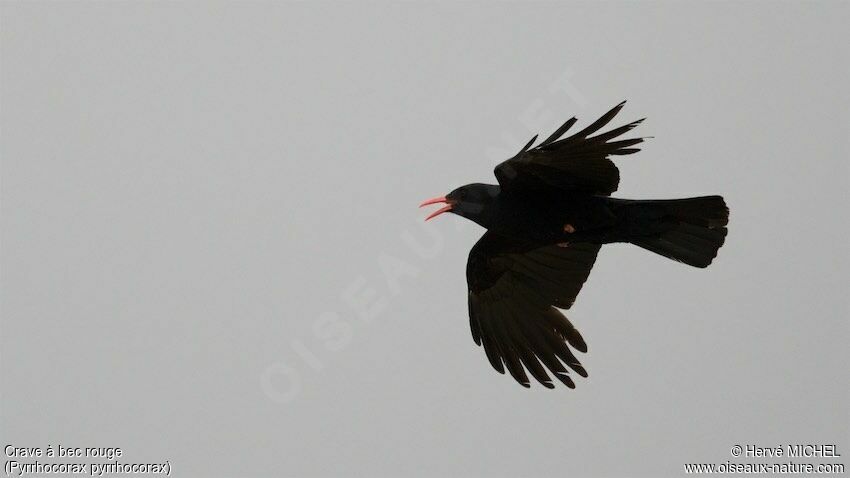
[2,2,848,477]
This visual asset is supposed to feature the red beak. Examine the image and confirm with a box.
[419,195,454,221]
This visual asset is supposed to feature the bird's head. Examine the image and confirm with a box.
[419,183,500,226]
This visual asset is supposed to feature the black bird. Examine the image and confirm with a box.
[420,101,728,389]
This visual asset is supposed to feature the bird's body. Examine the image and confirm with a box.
[421,102,729,389]
[463,185,609,244]
[467,186,665,246]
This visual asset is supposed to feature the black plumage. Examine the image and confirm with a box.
[421,102,729,388]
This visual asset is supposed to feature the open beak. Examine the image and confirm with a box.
[419,195,454,221]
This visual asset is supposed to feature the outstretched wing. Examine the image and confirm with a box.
[494,101,646,196]
[466,232,600,388]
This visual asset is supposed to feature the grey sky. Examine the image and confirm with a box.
[1,2,848,477]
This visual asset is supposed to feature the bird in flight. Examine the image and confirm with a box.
[420,101,728,389]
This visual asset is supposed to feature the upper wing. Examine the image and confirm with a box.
[466,231,600,388]
[494,101,646,196]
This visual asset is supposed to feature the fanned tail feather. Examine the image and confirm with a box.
[630,196,729,268]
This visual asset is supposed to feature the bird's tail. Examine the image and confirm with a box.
[628,196,729,268]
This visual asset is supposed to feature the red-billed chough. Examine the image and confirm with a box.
[420,101,729,389]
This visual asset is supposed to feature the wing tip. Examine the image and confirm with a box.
[573,340,588,354]
[556,373,577,389]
